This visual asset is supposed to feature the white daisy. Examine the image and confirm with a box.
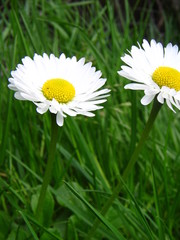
[8,53,110,126]
[118,39,180,112]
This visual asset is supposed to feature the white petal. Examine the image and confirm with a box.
[56,112,64,126]
[141,94,155,105]
[14,92,25,100]
[78,111,95,117]
[166,98,176,112]
[78,57,85,65]
[144,88,159,95]
[36,106,49,114]
[157,92,164,104]
[174,98,180,109]
[124,83,147,90]
[62,106,77,116]
[8,84,18,91]
[49,107,57,114]
[20,92,39,101]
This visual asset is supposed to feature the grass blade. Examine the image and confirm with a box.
[64,181,126,240]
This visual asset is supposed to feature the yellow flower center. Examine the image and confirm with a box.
[152,66,180,91]
[42,78,75,103]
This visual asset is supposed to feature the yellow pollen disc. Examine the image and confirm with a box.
[152,66,180,91]
[42,78,75,103]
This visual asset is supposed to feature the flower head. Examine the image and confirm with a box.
[118,39,180,111]
[8,53,110,126]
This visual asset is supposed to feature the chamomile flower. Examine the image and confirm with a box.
[8,53,110,126]
[118,39,180,111]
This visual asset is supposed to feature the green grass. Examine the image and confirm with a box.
[1,0,180,239]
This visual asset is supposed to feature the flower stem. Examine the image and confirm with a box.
[122,99,162,180]
[86,99,162,239]
[35,114,59,221]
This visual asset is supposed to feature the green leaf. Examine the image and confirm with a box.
[18,210,39,240]
[0,211,11,239]
[40,228,61,240]
[31,187,55,227]
[64,181,126,240]
[56,182,92,226]
[7,224,30,240]
[67,216,79,240]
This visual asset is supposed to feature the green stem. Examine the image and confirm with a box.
[86,99,162,239]
[35,114,59,220]
[122,99,162,180]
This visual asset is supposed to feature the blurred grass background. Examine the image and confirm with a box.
[0,0,180,239]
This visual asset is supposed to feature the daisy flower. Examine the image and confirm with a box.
[8,53,110,126]
[118,39,180,111]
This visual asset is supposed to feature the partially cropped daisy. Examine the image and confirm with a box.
[118,39,180,111]
[8,53,110,126]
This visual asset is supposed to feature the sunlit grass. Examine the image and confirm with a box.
[0,0,180,239]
